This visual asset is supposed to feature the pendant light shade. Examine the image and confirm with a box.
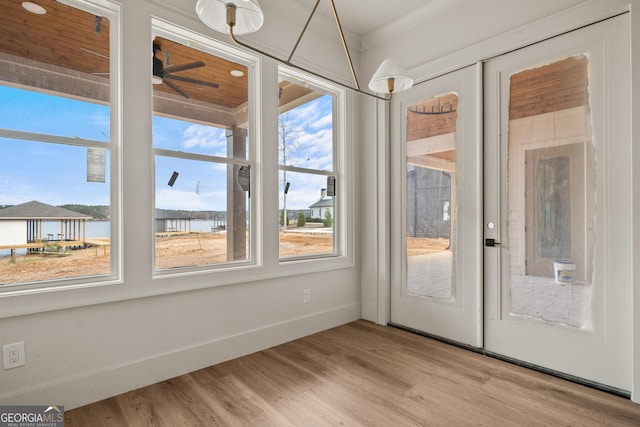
[196,0,264,35]
[368,58,414,94]
[195,0,403,100]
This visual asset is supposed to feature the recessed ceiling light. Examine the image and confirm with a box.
[22,1,46,15]
[230,70,244,77]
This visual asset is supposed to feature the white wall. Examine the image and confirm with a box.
[361,0,594,75]
[0,272,359,407]
[0,0,360,408]
[629,0,640,403]
[0,221,26,246]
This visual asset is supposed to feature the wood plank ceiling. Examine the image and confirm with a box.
[406,93,459,170]
[0,0,250,110]
[1,0,111,78]
[509,54,589,120]
[407,93,459,141]
[0,0,317,125]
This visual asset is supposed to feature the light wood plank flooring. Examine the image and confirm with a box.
[66,321,640,426]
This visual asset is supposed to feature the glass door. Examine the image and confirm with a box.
[390,65,482,347]
[484,14,632,391]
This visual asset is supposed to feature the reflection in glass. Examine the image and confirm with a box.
[535,155,571,260]
[278,171,335,258]
[405,93,458,299]
[154,155,249,269]
[0,0,114,287]
[277,76,335,259]
[507,55,595,327]
[152,36,252,271]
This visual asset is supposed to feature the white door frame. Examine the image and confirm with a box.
[369,0,639,402]
[484,14,631,391]
[389,64,483,348]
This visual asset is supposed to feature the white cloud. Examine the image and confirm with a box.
[156,188,227,211]
[292,127,333,170]
[90,111,110,134]
[0,177,45,205]
[311,111,332,130]
[285,96,332,131]
[183,124,226,151]
[280,189,322,210]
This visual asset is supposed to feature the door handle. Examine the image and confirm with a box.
[485,238,500,247]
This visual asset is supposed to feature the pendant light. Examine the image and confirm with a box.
[368,58,414,95]
[196,0,263,36]
[195,0,413,100]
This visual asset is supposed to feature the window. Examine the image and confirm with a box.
[277,71,339,259]
[152,30,256,272]
[0,0,119,289]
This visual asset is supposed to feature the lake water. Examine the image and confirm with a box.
[0,219,226,256]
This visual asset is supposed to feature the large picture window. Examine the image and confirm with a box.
[278,71,338,259]
[0,0,119,289]
[152,30,255,272]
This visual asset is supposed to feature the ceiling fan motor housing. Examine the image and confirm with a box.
[153,43,163,79]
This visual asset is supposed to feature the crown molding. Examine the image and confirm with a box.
[361,0,469,52]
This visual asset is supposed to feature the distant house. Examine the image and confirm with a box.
[309,188,333,220]
[406,168,452,239]
[155,210,192,234]
[0,200,92,247]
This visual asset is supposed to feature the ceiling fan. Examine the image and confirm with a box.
[152,42,219,99]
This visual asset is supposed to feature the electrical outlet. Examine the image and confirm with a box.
[303,288,311,304]
[3,342,25,370]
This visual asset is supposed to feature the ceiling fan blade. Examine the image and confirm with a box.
[163,61,205,74]
[162,79,190,98]
[164,74,219,88]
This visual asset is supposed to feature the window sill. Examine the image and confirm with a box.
[0,254,354,319]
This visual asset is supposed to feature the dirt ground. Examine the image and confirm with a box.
[0,233,448,285]
[405,236,450,256]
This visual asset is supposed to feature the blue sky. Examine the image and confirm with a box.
[0,86,110,207]
[0,85,333,212]
[276,95,334,212]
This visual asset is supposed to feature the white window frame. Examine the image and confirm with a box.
[0,0,122,295]
[276,65,353,267]
[151,19,261,277]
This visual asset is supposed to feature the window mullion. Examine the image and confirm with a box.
[279,165,333,176]
[0,129,110,149]
[154,148,251,166]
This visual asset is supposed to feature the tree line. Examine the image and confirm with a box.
[0,204,227,221]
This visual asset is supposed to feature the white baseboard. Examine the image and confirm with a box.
[0,303,360,409]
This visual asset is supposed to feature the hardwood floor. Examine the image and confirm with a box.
[66,321,640,426]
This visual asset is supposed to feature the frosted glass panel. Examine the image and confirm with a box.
[507,55,595,327]
[405,94,457,299]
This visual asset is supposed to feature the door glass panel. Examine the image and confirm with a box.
[406,94,457,299]
[507,55,595,327]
